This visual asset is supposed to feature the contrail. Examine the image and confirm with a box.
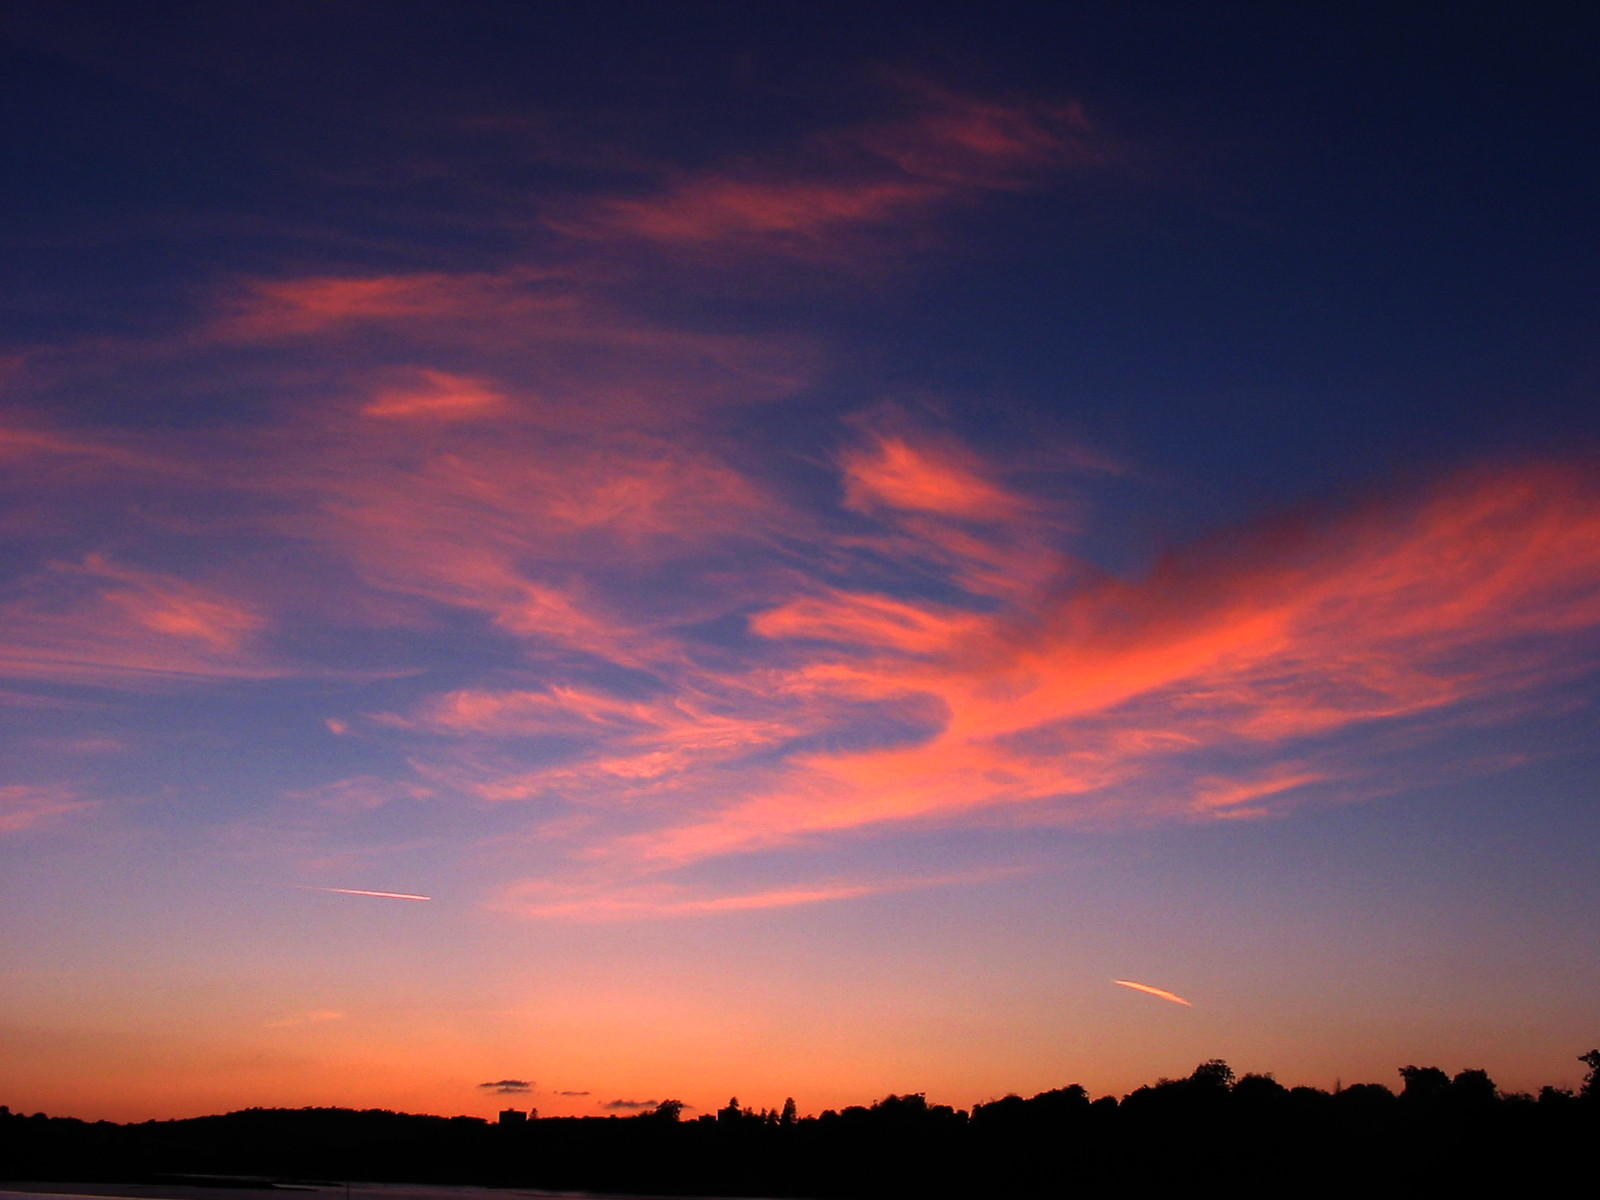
[1113,979,1192,1006]
[300,886,433,901]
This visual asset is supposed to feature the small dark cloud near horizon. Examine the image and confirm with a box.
[557,1090,590,1096]
[602,1098,656,1110]
[479,1079,533,1094]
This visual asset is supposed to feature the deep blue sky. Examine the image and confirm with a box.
[7,4,1597,551]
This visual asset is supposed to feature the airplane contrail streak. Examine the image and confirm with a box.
[301,886,433,901]
[1113,978,1192,1006]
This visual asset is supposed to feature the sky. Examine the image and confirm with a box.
[3,2,1599,1122]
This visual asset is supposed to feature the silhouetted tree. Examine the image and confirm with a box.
[1027,1083,1090,1123]
[1449,1068,1497,1109]
[1189,1059,1235,1092]
[1233,1072,1289,1108]
[1287,1084,1336,1114]
[1579,1049,1600,1100]
[779,1096,797,1126]
[970,1093,1026,1129]
[1334,1082,1396,1115]
[870,1092,929,1127]
[1399,1065,1451,1105]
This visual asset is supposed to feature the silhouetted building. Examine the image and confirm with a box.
[498,1108,528,1125]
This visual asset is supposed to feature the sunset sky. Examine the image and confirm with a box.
[3,3,1599,1122]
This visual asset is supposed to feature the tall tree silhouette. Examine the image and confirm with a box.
[1580,1050,1600,1100]
[1399,1065,1451,1105]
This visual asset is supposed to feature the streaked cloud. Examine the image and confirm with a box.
[479,1078,533,1094]
[567,86,1101,259]
[287,776,436,813]
[498,875,937,922]
[841,431,1029,520]
[362,369,506,422]
[299,886,433,901]
[263,1009,347,1028]
[1113,980,1192,1006]
[0,784,90,834]
[0,554,277,687]
[548,460,1600,886]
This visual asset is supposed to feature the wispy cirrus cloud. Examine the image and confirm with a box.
[566,86,1102,260]
[377,451,1600,921]
[0,784,91,834]
[500,877,913,922]
[5,78,1598,927]
[342,454,1600,925]
[361,369,506,421]
[0,553,279,686]
[263,1009,347,1029]
[597,460,1600,877]
[209,266,814,428]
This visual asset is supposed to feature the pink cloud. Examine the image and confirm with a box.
[494,866,1013,921]
[564,89,1102,258]
[841,433,1027,520]
[0,553,279,686]
[315,439,1600,920]
[597,177,939,247]
[282,427,778,667]
[286,775,436,812]
[749,590,984,655]
[390,683,811,809]
[498,877,886,920]
[0,784,91,834]
[860,80,1096,183]
[1190,770,1327,818]
[212,270,812,417]
[0,416,176,479]
[578,460,1600,868]
[218,269,574,340]
[362,369,505,421]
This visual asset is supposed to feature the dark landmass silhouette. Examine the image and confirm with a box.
[4,1053,1597,1197]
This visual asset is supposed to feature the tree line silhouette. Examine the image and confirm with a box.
[4,1051,1597,1196]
